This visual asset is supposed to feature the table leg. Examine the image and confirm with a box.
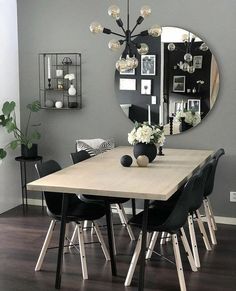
[55,194,69,289]
[138,199,149,291]
[105,201,117,276]
[131,199,136,217]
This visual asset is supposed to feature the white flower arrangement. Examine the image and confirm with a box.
[175,110,201,127]
[128,122,165,146]
[64,73,75,81]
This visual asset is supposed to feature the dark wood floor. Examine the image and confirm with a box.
[0,206,235,291]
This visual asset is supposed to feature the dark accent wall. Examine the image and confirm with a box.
[164,42,212,119]
[115,35,161,124]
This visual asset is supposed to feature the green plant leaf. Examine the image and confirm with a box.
[10,140,19,150]
[2,101,16,116]
[5,120,16,133]
[0,148,7,159]
[27,100,41,112]
[27,142,33,149]
[30,131,41,140]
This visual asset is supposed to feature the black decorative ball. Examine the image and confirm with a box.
[120,155,133,167]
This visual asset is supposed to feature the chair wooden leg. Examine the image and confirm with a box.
[188,214,200,268]
[35,219,56,271]
[69,223,78,249]
[115,204,125,225]
[118,204,136,241]
[203,199,217,245]
[195,210,212,251]
[160,232,167,245]
[206,197,217,231]
[146,231,159,260]
[179,228,198,272]
[172,234,187,291]
[93,221,110,261]
[77,223,88,280]
[124,232,142,286]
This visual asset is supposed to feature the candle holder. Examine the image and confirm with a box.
[48,78,52,89]
[158,146,165,156]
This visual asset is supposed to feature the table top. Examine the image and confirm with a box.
[15,156,43,162]
[27,147,214,201]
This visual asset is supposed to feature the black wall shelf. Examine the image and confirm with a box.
[38,53,82,110]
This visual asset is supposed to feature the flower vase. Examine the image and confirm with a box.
[180,117,192,132]
[133,143,157,163]
[68,84,76,96]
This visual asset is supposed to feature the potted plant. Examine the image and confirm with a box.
[128,122,165,162]
[0,100,41,159]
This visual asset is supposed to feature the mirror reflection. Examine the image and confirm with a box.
[115,27,220,135]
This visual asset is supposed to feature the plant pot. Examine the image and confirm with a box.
[180,117,192,132]
[133,143,157,163]
[21,144,38,159]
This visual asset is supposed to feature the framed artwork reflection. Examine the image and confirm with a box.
[141,55,156,75]
[173,76,186,92]
[119,78,136,91]
[141,79,152,95]
[187,99,201,114]
[193,56,203,69]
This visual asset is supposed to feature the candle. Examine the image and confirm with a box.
[148,105,151,125]
[47,57,51,79]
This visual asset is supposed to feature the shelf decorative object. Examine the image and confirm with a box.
[38,53,82,110]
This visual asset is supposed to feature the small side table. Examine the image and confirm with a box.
[15,156,43,209]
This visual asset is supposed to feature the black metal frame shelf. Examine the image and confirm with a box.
[38,53,82,110]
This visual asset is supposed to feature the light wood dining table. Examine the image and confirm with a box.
[27,146,214,291]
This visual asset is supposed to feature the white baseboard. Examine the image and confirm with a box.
[27,199,236,226]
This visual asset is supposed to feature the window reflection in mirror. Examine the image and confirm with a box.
[115,26,220,135]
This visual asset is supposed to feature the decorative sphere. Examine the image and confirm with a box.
[188,66,195,74]
[120,155,133,167]
[108,39,121,51]
[90,22,103,34]
[140,6,152,17]
[184,53,193,62]
[200,42,208,51]
[137,43,149,55]
[136,155,149,167]
[148,25,162,37]
[45,99,54,108]
[168,43,175,51]
[55,101,63,109]
[108,5,120,18]
[182,62,190,72]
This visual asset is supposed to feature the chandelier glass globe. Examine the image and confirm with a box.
[182,62,190,72]
[148,25,162,37]
[116,58,128,72]
[188,66,196,74]
[200,43,209,51]
[168,43,176,51]
[90,22,103,34]
[137,43,149,55]
[108,39,121,51]
[140,6,151,17]
[184,53,193,62]
[108,5,120,18]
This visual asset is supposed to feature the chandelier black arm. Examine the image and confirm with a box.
[103,28,125,38]
[116,18,126,34]
[131,30,149,38]
[130,16,145,35]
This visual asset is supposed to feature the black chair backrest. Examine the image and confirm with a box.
[204,148,225,197]
[71,150,91,164]
[188,160,214,213]
[35,160,66,215]
[160,173,199,232]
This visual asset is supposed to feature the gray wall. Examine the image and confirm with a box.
[17,0,236,217]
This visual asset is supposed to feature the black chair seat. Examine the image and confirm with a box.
[47,198,106,222]
[129,208,173,233]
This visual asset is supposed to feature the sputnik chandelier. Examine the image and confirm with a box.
[89,0,162,73]
[167,32,208,74]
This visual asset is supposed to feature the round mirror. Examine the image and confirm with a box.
[115,27,220,135]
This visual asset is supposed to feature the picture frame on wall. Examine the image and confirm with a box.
[174,101,187,113]
[141,55,156,76]
[141,79,152,95]
[173,76,186,92]
[193,55,203,69]
[187,99,201,114]
[119,78,136,91]
[120,68,135,75]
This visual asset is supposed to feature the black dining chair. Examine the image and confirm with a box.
[34,160,110,280]
[70,151,135,252]
[202,148,225,245]
[146,161,214,268]
[124,173,198,291]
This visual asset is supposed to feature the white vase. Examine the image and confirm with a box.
[68,84,76,96]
